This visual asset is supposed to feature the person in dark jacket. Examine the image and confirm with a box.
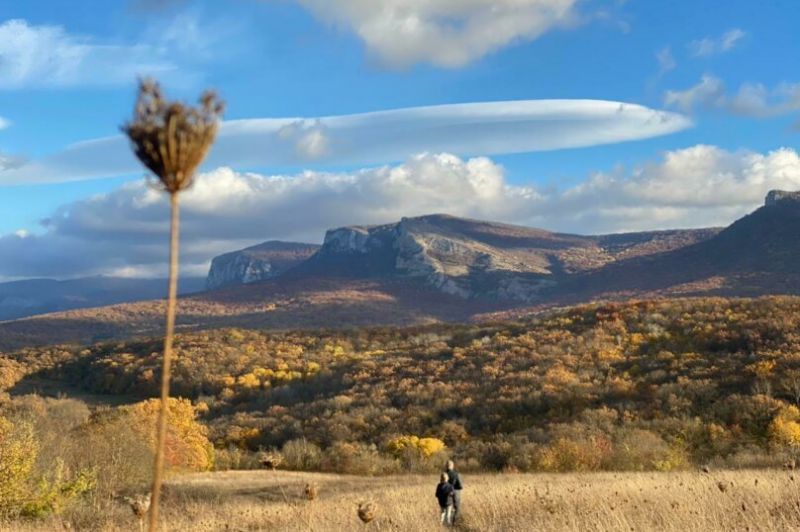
[445,460,463,524]
[435,472,455,525]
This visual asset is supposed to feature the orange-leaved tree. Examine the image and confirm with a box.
[122,79,223,532]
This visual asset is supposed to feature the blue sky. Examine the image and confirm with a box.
[0,0,798,279]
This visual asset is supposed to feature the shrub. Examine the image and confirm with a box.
[282,438,323,470]
[610,429,688,471]
[0,416,38,515]
[321,442,398,475]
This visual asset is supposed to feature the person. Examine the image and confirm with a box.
[445,460,463,524]
[435,472,455,525]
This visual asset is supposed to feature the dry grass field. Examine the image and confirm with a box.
[4,469,800,531]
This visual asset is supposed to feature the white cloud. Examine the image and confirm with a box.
[0,116,10,129]
[0,152,25,171]
[0,99,690,185]
[664,75,726,113]
[277,120,331,160]
[689,28,746,57]
[656,46,676,76]
[295,0,580,68]
[665,76,800,117]
[0,19,179,89]
[2,146,799,278]
[0,14,228,89]
[727,82,800,118]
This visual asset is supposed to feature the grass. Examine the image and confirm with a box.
[3,469,800,531]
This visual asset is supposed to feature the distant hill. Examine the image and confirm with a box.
[0,276,205,322]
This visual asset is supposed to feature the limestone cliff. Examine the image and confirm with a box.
[206,241,320,290]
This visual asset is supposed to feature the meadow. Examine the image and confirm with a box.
[3,469,800,531]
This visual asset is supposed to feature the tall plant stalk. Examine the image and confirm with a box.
[122,80,223,532]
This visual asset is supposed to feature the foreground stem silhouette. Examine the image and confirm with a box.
[122,80,223,532]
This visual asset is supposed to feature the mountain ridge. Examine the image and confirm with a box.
[4,190,800,350]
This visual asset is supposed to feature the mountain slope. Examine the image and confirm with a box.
[558,190,800,301]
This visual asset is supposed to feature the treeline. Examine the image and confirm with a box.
[5,296,800,475]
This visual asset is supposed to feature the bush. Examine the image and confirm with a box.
[321,442,399,475]
[282,438,323,471]
[609,429,688,471]
[73,410,155,497]
[0,416,38,516]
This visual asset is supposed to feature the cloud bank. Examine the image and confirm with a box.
[0,99,690,185]
[2,145,799,279]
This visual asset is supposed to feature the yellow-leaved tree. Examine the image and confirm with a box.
[769,405,800,447]
[387,435,446,459]
[125,397,214,471]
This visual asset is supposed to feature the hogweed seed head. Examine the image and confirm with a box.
[122,79,224,194]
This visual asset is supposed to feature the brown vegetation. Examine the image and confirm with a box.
[6,296,800,475]
[3,469,800,531]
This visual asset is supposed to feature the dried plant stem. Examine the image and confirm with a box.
[148,192,180,532]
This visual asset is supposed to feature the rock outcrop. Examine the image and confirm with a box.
[304,214,717,302]
[206,241,320,290]
[765,190,800,207]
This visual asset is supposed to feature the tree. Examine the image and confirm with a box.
[122,80,223,532]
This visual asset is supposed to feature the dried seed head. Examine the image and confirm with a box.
[357,501,377,524]
[122,79,224,194]
[304,482,318,501]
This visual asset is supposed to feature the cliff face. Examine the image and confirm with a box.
[765,190,800,207]
[206,241,320,290]
[306,214,717,302]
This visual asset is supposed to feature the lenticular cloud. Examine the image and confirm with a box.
[0,100,690,184]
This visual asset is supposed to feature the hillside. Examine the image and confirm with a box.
[6,296,800,474]
[557,190,800,302]
[0,277,507,351]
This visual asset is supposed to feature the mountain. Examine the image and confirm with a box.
[0,276,205,322]
[5,190,800,350]
[295,214,719,302]
[206,241,320,290]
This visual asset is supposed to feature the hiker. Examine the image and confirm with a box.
[445,460,463,524]
[435,472,455,525]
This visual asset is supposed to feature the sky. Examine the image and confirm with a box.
[0,0,798,280]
